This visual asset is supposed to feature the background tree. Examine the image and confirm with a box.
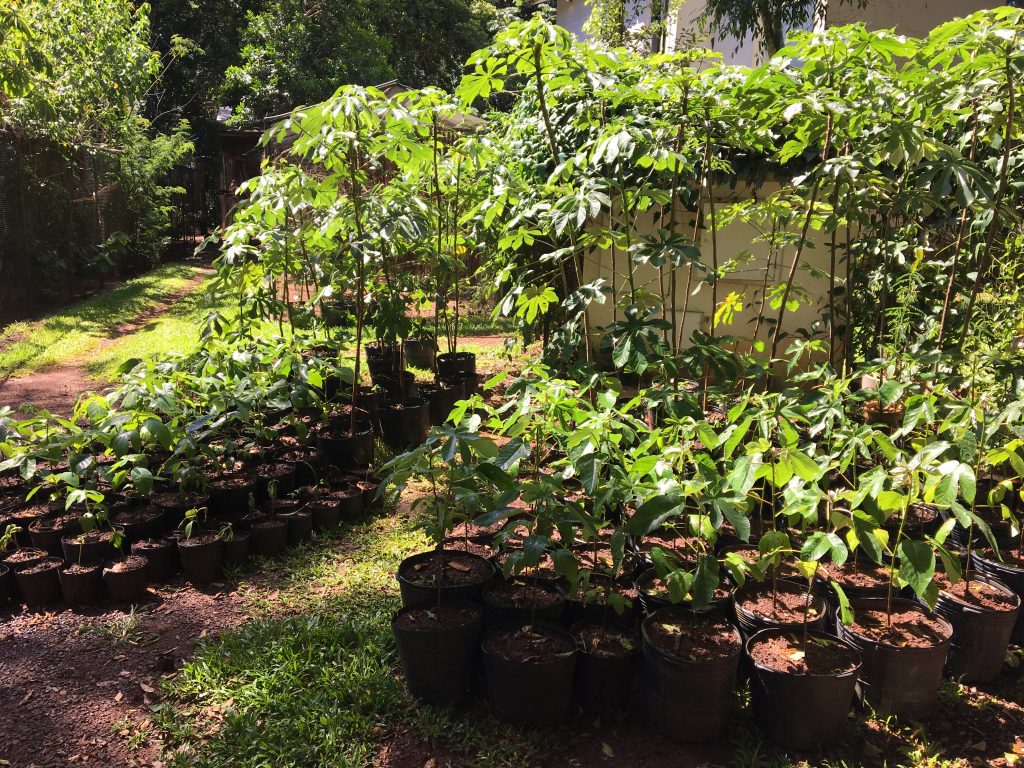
[699,0,867,58]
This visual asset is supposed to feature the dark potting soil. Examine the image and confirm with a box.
[443,538,495,559]
[982,547,1024,567]
[112,506,160,525]
[393,604,479,632]
[645,615,740,661]
[889,503,938,529]
[404,551,492,588]
[32,513,79,532]
[736,588,821,624]
[20,559,59,575]
[67,530,113,545]
[133,537,169,550]
[573,623,637,658]
[935,574,1018,612]
[821,560,891,589]
[106,555,147,573]
[503,522,562,545]
[62,562,99,575]
[571,577,638,605]
[486,581,561,610]
[152,491,206,509]
[179,532,221,547]
[750,634,859,675]
[848,608,952,647]
[575,546,630,572]
[638,531,700,556]
[4,548,48,565]
[208,474,254,491]
[495,551,559,580]
[729,548,802,580]
[263,462,295,479]
[484,625,575,663]
[451,518,506,539]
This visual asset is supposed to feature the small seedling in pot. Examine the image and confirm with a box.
[179,507,208,540]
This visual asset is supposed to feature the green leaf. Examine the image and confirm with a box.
[898,539,935,598]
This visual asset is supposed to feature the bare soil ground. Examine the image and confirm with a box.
[0,582,247,768]
[0,269,213,417]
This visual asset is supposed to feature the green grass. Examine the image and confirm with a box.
[154,504,562,768]
[84,279,225,380]
[0,262,209,379]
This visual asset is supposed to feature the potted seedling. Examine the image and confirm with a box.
[9,517,62,608]
[836,443,954,718]
[746,548,863,750]
[176,507,224,584]
[924,400,1021,682]
[386,427,492,704]
[250,486,288,557]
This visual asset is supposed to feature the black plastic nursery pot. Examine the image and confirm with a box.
[746,629,862,750]
[307,498,341,530]
[151,492,208,532]
[436,352,476,381]
[733,580,828,641]
[365,343,402,378]
[392,600,483,704]
[570,621,640,713]
[111,506,165,544]
[931,575,1020,683]
[317,426,375,469]
[481,578,567,629]
[61,531,118,564]
[377,399,429,451]
[396,550,495,609]
[131,538,178,582]
[641,609,742,742]
[15,557,63,608]
[255,462,297,504]
[971,550,1024,640]
[482,623,576,726]
[282,510,313,546]
[564,575,640,627]
[250,517,289,557]
[403,338,437,371]
[59,562,104,606]
[222,531,251,566]
[0,563,10,606]
[103,556,149,603]
[837,597,952,719]
[29,515,81,556]
[206,475,257,519]
[177,533,224,584]
[419,383,462,427]
[2,546,49,573]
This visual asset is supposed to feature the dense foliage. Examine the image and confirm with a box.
[2,18,1024,755]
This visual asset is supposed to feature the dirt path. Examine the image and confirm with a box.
[0,271,213,417]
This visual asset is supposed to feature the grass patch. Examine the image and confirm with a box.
[0,262,208,379]
[154,503,562,768]
[84,279,226,380]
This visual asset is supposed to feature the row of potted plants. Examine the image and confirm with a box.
[382,362,1024,745]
